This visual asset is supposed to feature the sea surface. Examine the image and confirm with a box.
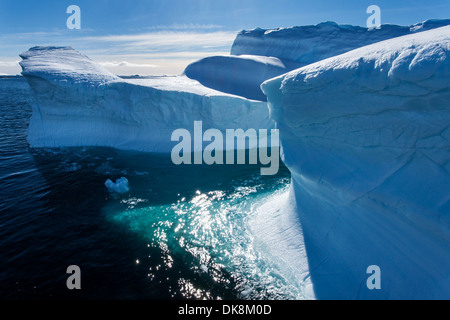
[0,77,296,300]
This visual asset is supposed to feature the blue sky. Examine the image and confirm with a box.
[1,0,449,75]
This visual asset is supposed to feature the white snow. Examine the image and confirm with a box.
[105,177,130,194]
[20,47,273,153]
[232,20,450,66]
[261,25,450,299]
[20,46,118,85]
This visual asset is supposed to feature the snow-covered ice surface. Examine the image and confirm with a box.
[261,25,450,299]
[17,21,450,299]
[186,20,450,102]
[20,47,273,152]
[184,55,289,101]
[232,20,450,66]
[250,187,316,299]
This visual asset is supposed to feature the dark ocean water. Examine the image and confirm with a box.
[0,77,294,300]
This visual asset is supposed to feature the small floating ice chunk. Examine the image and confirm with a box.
[105,177,129,194]
[240,286,253,298]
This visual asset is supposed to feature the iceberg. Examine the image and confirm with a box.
[232,20,450,66]
[105,177,130,194]
[17,21,450,300]
[20,46,273,153]
[261,25,450,299]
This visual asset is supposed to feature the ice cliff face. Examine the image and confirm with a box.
[20,47,272,152]
[261,25,450,299]
[20,46,119,85]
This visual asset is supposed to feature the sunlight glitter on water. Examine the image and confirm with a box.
[0,91,297,299]
[105,176,303,300]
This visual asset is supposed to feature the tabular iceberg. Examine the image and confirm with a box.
[261,25,450,299]
[20,46,273,153]
[185,20,450,102]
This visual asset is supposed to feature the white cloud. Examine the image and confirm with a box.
[0,61,20,67]
[90,50,230,76]
[0,28,238,76]
[91,51,229,60]
[98,61,158,68]
[80,30,237,53]
[146,23,224,30]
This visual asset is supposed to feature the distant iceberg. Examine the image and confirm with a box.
[261,25,450,299]
[185,19,450,102]
[184,55,288,101]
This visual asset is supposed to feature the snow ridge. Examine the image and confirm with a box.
[232,19,450,65]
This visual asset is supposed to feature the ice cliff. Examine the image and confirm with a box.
[20,47,272,152]
[261,25,450,299]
